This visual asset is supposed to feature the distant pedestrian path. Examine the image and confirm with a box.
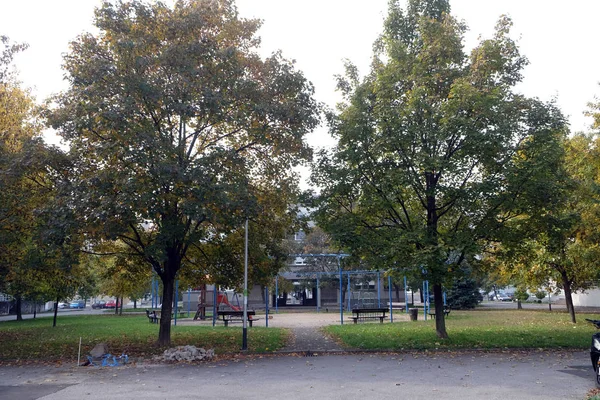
[178,311,410,353]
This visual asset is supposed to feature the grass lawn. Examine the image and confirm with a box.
[325,310,599,351]
[0,314,288,362]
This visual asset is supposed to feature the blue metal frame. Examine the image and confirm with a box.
[275,276,279,314]
[404,276,409,314]
[377,272,381,308]
[388,275,393,323]
[346,273,351,311]
[265,286,269,327]
[212,286,217,327]
[187,288,191,317]
[316,274,320,313]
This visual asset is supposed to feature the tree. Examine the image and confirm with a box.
[0,36,48,319]
[500,133,600,322]
[95,245,152,315]
[48,0,319,345]
[311,0,566,338]
[489,131,600,322]
[446,277,482,309]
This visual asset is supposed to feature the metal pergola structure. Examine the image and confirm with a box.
[278,254,410,325]
[149,253,422,327]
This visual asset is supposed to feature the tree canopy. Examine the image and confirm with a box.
[48,0,319,345]
[311,0,566,338]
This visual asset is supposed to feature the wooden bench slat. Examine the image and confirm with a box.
[217,310,257,327]
[351,308,388,324]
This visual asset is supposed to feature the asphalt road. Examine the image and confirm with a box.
[0,351,594,400]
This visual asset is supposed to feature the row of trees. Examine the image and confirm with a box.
[311,0,600,338]
[3,0,600,345]
[1,0,319,345]
[0,33,161,321]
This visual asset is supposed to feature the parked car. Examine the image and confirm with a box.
[70,300,86,309]
[91,300,106,309]
[495,292,513,302]
[105,299,117,308]
[58,302,69,309]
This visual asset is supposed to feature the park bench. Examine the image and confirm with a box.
[428,307,451,320]
[146,309,158,323]
[351,308,388,324]
[147,309,185,322]
[217,310,258,327]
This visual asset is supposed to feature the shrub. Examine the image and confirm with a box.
[446,278,483,309]
[535,290,547,300]
[514,288,530,302]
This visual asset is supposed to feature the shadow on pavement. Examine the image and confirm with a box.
[558,364,593,379]
[0,384,73,400]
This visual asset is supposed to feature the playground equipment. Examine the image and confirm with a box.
[216,291,241,311]
[351,289,377,309]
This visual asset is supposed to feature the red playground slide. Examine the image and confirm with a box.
[216,292,241,311]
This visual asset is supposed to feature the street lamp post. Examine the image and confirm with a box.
[242,218,249,351]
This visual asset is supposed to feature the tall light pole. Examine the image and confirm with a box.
[242,218,249,351]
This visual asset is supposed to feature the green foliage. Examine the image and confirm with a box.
[311,0,566,338]
[535,290,547,300]
[514,288,529,302]
[47,0,319,345]
[445,278,482,309]
[0,36,82,316]
[490,133,600,323]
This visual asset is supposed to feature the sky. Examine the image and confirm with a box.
[2,0,600,152]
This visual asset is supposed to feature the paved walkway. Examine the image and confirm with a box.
[272,313,348,353]
[0,310,597,399]
[0,351,593,400]
[177,311,410,353]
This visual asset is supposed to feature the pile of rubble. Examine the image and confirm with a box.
[156,345,215,362]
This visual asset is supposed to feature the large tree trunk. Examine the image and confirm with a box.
[15,295,23,321]
[156,246,184,346]
[560,269,576,323]
[158,275,175,346]
[426,173,447,339]
[433,283,448,339]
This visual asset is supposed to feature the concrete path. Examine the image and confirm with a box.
[2,309,599,399]
[0,351,594,400]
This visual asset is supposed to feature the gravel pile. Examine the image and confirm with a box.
[156,345,215,362]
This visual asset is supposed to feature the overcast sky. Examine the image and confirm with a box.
[2,0,600,151]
